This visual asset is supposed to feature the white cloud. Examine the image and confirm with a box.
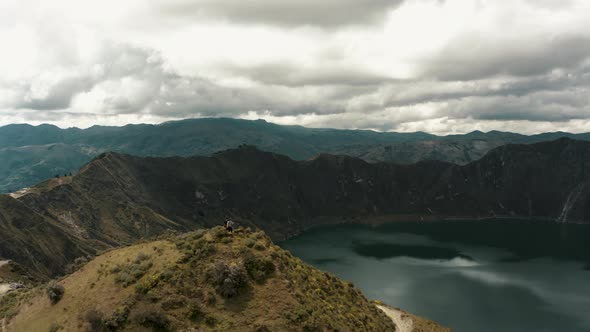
[0,0,589,134]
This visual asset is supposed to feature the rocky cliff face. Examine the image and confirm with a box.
[1,138,589,277]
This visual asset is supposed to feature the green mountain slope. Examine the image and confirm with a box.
[1,138,590,280]
[2,117,589,193]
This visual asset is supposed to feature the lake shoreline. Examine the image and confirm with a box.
[281,222,590,332]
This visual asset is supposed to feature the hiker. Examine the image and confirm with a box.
[226,219,234,233]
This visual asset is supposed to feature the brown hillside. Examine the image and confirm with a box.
[4,227,397,332]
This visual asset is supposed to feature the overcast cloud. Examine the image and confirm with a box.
[0,0,589,134]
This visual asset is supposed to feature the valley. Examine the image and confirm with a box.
[1,138,590,279]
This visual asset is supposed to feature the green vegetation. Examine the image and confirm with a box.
[4,117,584,193]
[207,261,248,298]
[3,227,398,331]
[111,253,153,287]
[46,281,64,305]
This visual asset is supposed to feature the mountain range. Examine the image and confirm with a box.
[2,117,590,193]
[1,137,589,279]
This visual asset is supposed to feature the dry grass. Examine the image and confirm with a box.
[5,227,399,331]
[6,240,180,331]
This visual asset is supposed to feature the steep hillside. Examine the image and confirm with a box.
[1,138,590,278]
[2,117,589,192]
[0,143,96,194]
[1,227,412,332]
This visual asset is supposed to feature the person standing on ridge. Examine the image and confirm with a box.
[226,219,234,233]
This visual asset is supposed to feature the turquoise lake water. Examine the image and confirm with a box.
[280,221,590,332]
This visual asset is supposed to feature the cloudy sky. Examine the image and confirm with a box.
[1,0,589,134]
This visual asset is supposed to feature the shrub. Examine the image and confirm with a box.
[204,315,216,326]
[103,306,130,330]
[46,281,65,305]
[192,241,215,259]
[74,256,89,266]
[159,268,174,281]
[254,242,267,251]
[212,226,229,240]
[205,291,217,305]
[134,253,150,264]
[48,323,62,332]
[187,302,204,321]
[85,309,107,332]
[255,324,271,332]
[160,296,186,311]
[135,274,160,294]
[207,261,248,298]
[152,246,164,255]
[244,254,275,283]
[132,308,171,330]
[113,253,153,287]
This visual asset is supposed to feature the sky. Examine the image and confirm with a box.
[1,0,590,134]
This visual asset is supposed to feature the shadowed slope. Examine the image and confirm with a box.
[1,138,590,279]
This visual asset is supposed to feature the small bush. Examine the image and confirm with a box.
[135,274,160,294]
[159,268,174,281]
[245,239,256,248]
[132,308,171,330]
[74,256,89,266]
[103,306,130,330]
[85,309,107,332]
[113,253,153,287]
[48,323,62,332]
[204,315,217,326]
[205,291,217,305]
[207,261,248,298]
[187,302,204,321]
[161,296,186,311]
[46,281,65,305]
[254,242,267,251]
[191,241,215,259]
[212,226,229,240]
[255,324,271,332]
[134,253,150,264]
[244,254,275,283]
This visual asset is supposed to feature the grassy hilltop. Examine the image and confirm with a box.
[2,227,404,331]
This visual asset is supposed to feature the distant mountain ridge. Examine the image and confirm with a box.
[2,117,590,193]
[1,138,589,278]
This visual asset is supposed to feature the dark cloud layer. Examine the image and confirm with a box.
[422,35,590,81]
[159,0,403,28]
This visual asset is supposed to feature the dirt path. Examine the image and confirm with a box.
[8,188,31,199]
[0,284,10,296]
[0,260,12,297]
[376,304,414,332]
